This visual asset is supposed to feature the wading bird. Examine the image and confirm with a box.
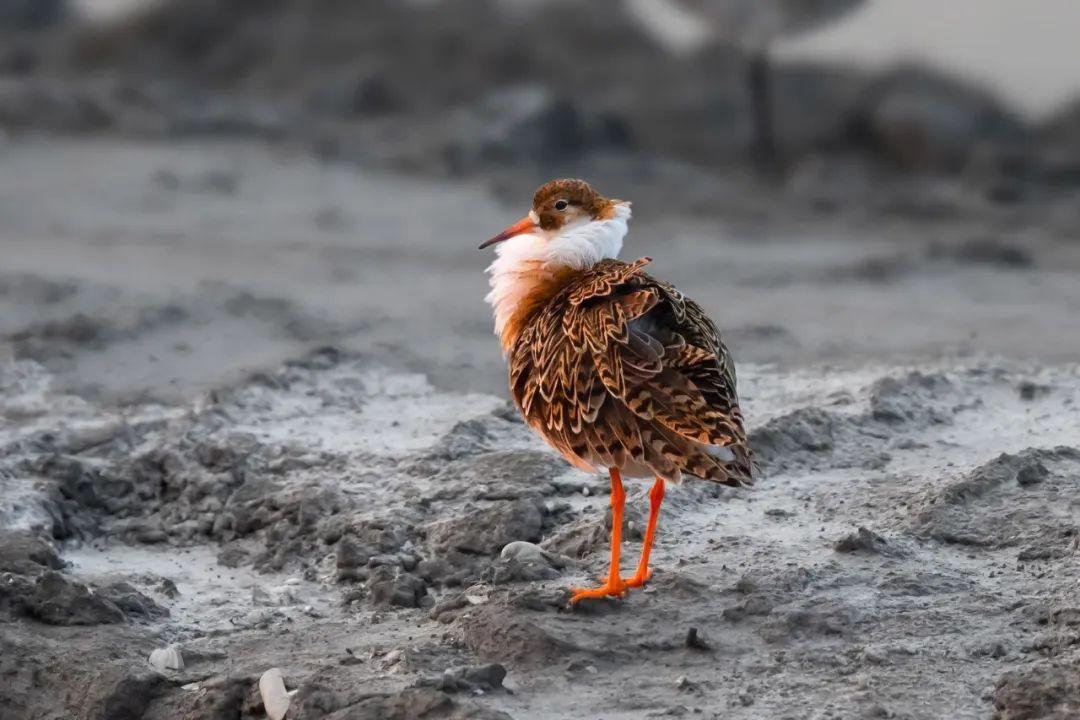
[480,179,752,603]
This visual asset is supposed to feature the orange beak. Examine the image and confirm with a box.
[478,215,537,249]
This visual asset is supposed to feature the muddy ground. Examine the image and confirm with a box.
[1,136,1080,720]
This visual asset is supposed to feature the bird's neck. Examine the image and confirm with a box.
[485,206,631,352]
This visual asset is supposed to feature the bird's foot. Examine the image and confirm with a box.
[569,577,628,604]
[621,567,652,589]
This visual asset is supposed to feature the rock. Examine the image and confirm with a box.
[0,531,63,575]
[851,65,1027,172]
[453,85,585,169]
[458,603,585,667]
[427,499,544,557]
[749,407,840,469]
[0,79,113,133]
[25,571,126,626]
[157,578,179,598]
[367,566,428,608]
[928,238,1034,269]
[335,535,370,582]
[1017,381,1051,402]
[868,372,953,426]
[308,71,404,118]
[684,627,712,651]
[834,527,889,555]
[148,645,184,673]
[429,592,470,623]
[994,660,1080,719]
[912,447,1080,549]
[488,541,565,584]
[0,0,66,30]
[428,663,507,693]
[96,581,169,619]
[259,668,291,720]
[424,418,499,461]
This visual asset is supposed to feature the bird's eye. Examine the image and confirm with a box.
[554,200,568,211]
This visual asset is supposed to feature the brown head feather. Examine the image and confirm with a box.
[532,178,617,232]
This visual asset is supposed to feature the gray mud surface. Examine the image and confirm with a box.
[3,138,1080,719]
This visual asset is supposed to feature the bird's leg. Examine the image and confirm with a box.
[570,468,628,603]
[624,477,664,588]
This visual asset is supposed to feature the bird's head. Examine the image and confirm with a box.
[481,179,633,350]
[479,179,631,268]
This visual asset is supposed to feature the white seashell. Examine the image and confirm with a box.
[148,645,184,673]
[259,668,291,720]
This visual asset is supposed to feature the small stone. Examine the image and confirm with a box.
[148,645,184,673]
[157,578,180,598]
[259,668,291,720]
[367,566,427,608]
[685,627,712,651]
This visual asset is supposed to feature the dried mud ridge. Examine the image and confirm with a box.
[2,350,1079,719]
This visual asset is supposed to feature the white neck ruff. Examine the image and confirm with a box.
[484,204,631,344]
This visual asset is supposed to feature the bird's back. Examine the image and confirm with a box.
[508,257,752,485]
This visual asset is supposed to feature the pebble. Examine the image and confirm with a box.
[259,668,291,720]
[148,645,184,672]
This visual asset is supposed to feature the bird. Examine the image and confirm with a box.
[479,178,752,603]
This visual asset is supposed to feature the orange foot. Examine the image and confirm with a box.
[569,578,628,604]
[622,567,652,589]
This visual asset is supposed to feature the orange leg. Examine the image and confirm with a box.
[624,477,664,588]
[570,468,628,603]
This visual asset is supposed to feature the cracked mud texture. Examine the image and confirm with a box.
[2,136,1080,719]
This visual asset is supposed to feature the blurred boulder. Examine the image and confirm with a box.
[446,85,630,173]
[308,67,405,118]
[0,0,66,31]
[1036,98,1080,187]
[850,65,1027,172]
[0,79,113,132]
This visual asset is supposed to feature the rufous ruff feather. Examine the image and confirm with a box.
[480,178,752,604]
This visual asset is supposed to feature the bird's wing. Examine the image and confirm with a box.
[511,258,752,485]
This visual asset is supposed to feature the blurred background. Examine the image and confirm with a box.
[3,0,1080,401]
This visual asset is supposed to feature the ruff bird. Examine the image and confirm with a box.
[480,178,752,603]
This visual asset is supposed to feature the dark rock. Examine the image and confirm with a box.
[455,85,586,169]
[0,0,66,30]
[913,447,1080,548]
[336,535,371,582]
[868,372,953,425]
[429,592,470,623]
[994,660,1080,719]
[763,600,857,643]
[488,541,566,584]
[424,418,499,461]
[834,527,889,554]
[458,603,586,666]
[0,531,63,574]
[749,407,840,469]
[25,571,126,625]
[367,566,427,608]
[429,663,507,694]
[851,65,1027,172]
[684,627,712,651]
[427,499,543,556]
[290,685,511,720]
[929,238,1034,269]
[1017,381,1051,402]
[141,675,252,720]
[541,519,607,560]
[96,581,169,620]
[0,79,113,133]
[309,70,404,118]
[157,578,179,598]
